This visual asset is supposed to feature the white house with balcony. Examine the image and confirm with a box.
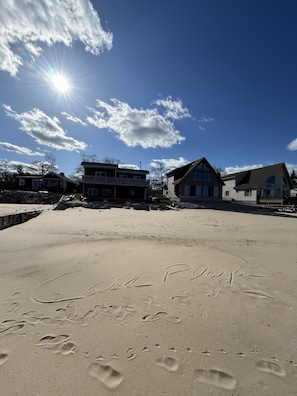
[81,162,149,201]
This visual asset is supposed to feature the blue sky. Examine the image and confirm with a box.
[1,0,297,178]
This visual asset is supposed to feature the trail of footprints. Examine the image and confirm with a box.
[30,333,291,391]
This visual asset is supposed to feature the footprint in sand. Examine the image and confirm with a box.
[81,310,95,327]
[36,334,71,347]
[0,353,8,366]
[142,311,181,323]
[53,341,77,355]
[0,323,25,337]
[6,301,21,314]
[36,334,77,355]
[195,369,237,390]
[156,356,179,372]
[88,362,123,389]
[255,360,286,377]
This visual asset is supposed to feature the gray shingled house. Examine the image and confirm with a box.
[222,163,293,204]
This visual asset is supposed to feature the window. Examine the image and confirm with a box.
[203,186,208,196]
[196,185,201,196]
[266,176,275,184]
[119,174,128,179]
[225,190,229,196]
[19,178,25,186]
[194,171,203,181]
[87,188,97,196]
[214,187,219,197]
[32,180,39,190]
[244,189,252,196]
[184,185,190,196]
[203,172,212,182]
[102,189,112,197]
[95,172,106,179]
[193,171,212,182]
[133,176,141,179]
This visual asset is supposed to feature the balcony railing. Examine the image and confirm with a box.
[82,175,150,186]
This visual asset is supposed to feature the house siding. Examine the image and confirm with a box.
[81,162,149,201]
[222,164,292,204]
[164,158,223,203]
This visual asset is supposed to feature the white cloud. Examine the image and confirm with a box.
[0,0,113,76]
[87,97,190,148]
[0,141,44,156]
[224,164,264,175]
[224,162,297,176]
[198,116,214,123]
[287,138,297,151]
[150,157,189,173]
[285,163,297,174]
[153,97,191,120]
[0,159,38,173]
[4,105,87,152]
[119,163,140,170]
[61,112,87,126]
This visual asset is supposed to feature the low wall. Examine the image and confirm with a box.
[0,210,42,230]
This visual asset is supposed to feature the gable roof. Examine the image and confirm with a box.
[222,163,293,190]
[166,157,224,185]
[17,172,79,185]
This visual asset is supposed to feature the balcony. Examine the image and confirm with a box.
[82,175,150,187]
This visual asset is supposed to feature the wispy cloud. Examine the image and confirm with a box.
[0,0,113,76]
[0,142,44,156]
[87,97,190,149]
[287,138,297,151]
[119,163,141,170]
[198,116,214,123]
[150,157,189,173]
[153,97,191,120]
[4,105,87,152]
[61,112,87,126]
[224,164,264,175]
[0,159,39,173]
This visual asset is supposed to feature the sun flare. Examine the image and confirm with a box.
[52,73,71,93]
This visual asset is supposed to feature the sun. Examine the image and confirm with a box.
[52,73,71,93]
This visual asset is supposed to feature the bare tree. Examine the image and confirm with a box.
[149,160,167,196]
[31,152,57,175]
[101,157,120,164]
[81,154,98,162]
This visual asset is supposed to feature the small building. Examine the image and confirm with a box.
[222,163,293,204]
[81,162,149,201]
[164,157,224,203]
[17,172,79,194]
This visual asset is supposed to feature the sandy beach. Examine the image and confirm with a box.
[0,205,297,395]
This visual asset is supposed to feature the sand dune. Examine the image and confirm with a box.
[0,206,297,395]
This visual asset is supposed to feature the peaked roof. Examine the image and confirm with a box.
[166,157,224,185]
[222,163,293,190]
[17,172,79,185]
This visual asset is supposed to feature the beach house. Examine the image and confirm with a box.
[17,172,79,194]
[81,162,149,201]
[221,163,293,204]
[163,157,224,202]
